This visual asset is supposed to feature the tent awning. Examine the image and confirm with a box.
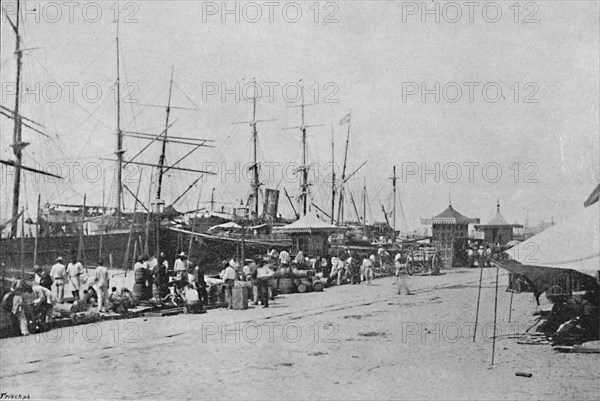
[208,222,242,231]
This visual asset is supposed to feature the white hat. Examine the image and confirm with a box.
[56,256,63,262]
[229,260,239,268]
[179,252,187,258]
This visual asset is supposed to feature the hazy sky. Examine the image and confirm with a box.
[1,0,599,231]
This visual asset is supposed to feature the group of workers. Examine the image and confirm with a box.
[467,245,494,268]
[2,244,415,337]
[219,258,276,309]
[1,256,110,336]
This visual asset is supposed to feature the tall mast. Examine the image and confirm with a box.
[392,165,397,241]
[115,23,124,213]
[284,80,322,217]
[362,178,366,230]
[157,66,174,200]
[330,124,336,224]
[300,85,309,216]
[337,111,351,224]
[252,94,259,217]
[232,83,274,219]
[10,0,25,238]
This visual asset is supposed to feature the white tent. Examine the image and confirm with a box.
[505,204,599,279]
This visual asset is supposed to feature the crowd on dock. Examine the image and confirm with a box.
[1,245,418,337]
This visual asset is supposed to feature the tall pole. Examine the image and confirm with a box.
[472,262,484,342]
[144,171,154,255]
[99,175,106,260]
[252,93,260,218]
[10,0,25,238]
[78,194,87,262]
[300,85,308,216]
[188,187,202,258]
[363,178,367,230]
[20,208,25,277]
[337,112,351,224]
[157,67,175,200]
[330,124,336,224]
[115,23,124,215]
[392,166,397,241]
[33,194,41,266]
[491,263,500,365]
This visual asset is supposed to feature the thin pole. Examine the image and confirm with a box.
[362,178,366,230]
[115,22,124,215]
[508,290,514,323]
[301,89,308,216]
[10,0,24,238]
[144,171,154,255]
[77,194,87,262]
[337,113,351,223]
[157,67,174,200]
[392,166,397,241]
[99,175,106,260]
[330,123,335,224]
[491,263,500,365]
[188,186,202,258]
[123,169,143,272]
[252,89,260,218]
[472,263,484,342]
[240,219,245,264]
[33,194,41,266]
[20,208,25,278]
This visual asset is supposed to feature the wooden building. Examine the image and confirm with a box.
[422,204,479,268]
[474,202,523,246]
[275,213,339,256]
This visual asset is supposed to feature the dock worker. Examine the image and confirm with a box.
[133,255,148,301]
[67,255,84,300]
[174,252,191,284]
[467,247,474,268]
[477,246,485,267]
[50,256,66,303]
[93,260,110,313]
[30,283,57,323]
[362,256,375,286]
[255,260,275,308]
[485,246,492,267]
[34,266,52,291]
[279,249,291,267]
[221,260,238,309]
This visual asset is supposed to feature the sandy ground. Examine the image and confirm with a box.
[1,267,598,400]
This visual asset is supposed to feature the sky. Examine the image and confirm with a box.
[1,0,599,232]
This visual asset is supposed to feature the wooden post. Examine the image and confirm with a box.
[123,169,143,274]
[188,187,202,258]
[33,194,41,267]
[78,194,86,262]
[491,263,500,365]
[144,171,153,255]
[99,175,106,261]
[472,263,484,342]
[508,290,514,323]
[20,208,25,279]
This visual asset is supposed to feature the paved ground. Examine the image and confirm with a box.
[1,268,598,400]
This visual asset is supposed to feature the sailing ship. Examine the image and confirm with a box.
[0,3,214,281]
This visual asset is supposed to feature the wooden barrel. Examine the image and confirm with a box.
[278,278,295,294]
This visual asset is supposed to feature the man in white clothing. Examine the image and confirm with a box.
[50,256,66,303]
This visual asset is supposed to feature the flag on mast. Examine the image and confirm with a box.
[339,112,351,125]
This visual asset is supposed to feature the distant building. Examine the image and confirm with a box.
[474,202,523,246]
[421,204,479,268]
